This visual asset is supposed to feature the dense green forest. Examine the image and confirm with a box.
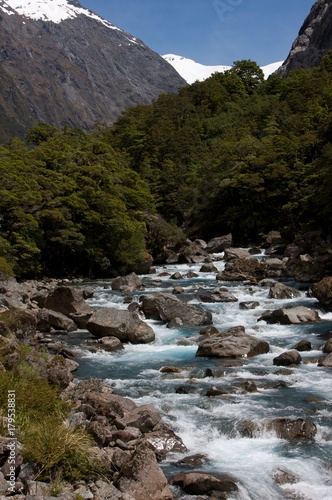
[1,56,332,278]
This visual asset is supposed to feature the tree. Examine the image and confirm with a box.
[226,60,265,95]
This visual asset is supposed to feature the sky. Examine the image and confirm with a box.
[80,0,315,66]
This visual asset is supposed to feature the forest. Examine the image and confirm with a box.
[0,55,332,279]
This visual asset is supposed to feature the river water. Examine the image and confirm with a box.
[70,255,332,500]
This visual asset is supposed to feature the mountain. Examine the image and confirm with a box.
[278,0,332,76]
[163,54,283,84]
[0,0,186,139]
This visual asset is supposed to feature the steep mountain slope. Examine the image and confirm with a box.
[278,0,332,76]
[0,0,186,139]
[163,54,283,84]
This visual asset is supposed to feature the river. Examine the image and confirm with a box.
[69,255,332,500]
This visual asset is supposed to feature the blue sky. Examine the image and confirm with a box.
[80,0,315,66]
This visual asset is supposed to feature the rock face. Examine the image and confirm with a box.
[278,0,332,77]
[0,0,186,139]
[86,308,155,343]
[139,293,212,327]
[196,326,269,358]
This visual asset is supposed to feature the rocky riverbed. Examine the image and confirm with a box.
[0,231,332,499]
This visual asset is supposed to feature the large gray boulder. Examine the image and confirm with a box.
[258,306,320,325]
[139,293,212,327]
[86,308,155,344]
[44,285,92,318]
[196,326,269,358]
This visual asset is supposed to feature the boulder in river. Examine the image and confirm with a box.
[292,339,312,352]
[97,336,125,352]
[86,308,155,343]
[318,352,332,367]
[172,471,238,496]
[258,306,320,324]
[196,326,269,358]
[323,338,332,354]
[217,258,266,283]
[311,276,332,311]
[273,350,302,366]
[196,287,238,303]
[268,418,317,440]
[139,293,212,327]
[111,272,142,292]
[199,262,218,273]
[239,418,317,440]
[206,234,232,253]
[268,282,301,300]
[224,247,251,261]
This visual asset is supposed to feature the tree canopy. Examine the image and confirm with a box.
[1,58,331,278]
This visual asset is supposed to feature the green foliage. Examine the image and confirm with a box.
[0,126,156,277]
[107,55,332,242]
[22,417,96,481]
[0,362,107,482]
[0,363,69,424]
[1,53,332,273]
[226,59,265,95]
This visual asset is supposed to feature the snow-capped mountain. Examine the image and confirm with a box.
[1,0,126,31]
[0,0,185,138]
[163,54,284,84]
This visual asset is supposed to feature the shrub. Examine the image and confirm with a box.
[0,362,108,482]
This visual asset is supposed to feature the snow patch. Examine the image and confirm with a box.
[163,54,283,84]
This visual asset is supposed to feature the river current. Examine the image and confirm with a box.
[70,254,332,500]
